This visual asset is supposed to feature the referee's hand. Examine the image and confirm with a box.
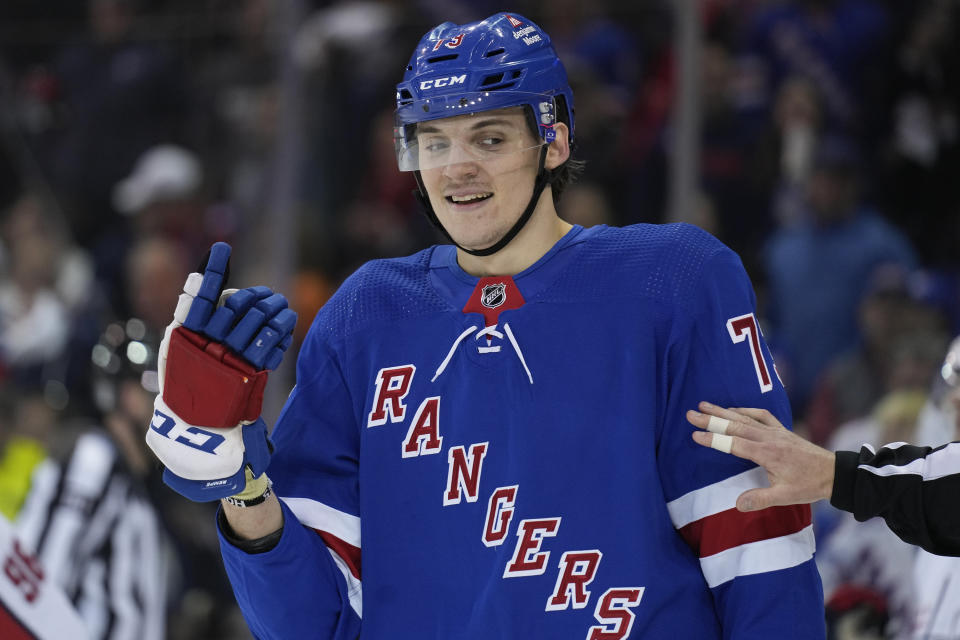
[686,402,836,512]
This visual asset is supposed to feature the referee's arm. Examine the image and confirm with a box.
[686,402,960,557]
[831,442,960,557]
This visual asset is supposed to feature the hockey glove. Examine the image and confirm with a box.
[146,242,297,502]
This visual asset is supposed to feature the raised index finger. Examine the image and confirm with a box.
[184,242,232,331]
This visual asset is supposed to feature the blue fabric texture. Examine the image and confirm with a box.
[220,223,825,639]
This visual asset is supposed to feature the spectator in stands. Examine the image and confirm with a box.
[0,195,70,377]
[763,134,916,412]
[806,264,949,445]
[49,0,192,249]
[741,0,891,137]
[879,0,960,268]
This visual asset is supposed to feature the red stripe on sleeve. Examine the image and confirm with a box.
[0,604,38,640]
[314,529,362,580]
[678,504,811,557]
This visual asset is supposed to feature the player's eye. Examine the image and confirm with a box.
[476,136,504,150]
[421,138,449,154]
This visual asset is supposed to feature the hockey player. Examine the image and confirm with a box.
[147,12,825,639]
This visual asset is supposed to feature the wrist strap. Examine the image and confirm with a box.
[222,469,272,507]
[222,482,272,508]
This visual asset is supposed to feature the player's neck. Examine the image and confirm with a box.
[456,203,572,277]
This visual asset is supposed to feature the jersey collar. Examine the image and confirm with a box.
[428,224,603,310]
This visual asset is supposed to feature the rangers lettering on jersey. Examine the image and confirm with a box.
[369,364,648,637]
[444,442,489,505]
[368,365,416,427]
[504,518,561,577]
[588,588,645,640]
[402,397,443,458]
[547,550,602,611]
[483,485,518,547]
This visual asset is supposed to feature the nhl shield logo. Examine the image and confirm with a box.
[480,283,507,309]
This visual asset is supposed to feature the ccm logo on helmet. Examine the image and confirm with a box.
[420,75,467,90]
[151,409,225,454]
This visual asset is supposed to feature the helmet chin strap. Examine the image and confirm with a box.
[414,146,551,258]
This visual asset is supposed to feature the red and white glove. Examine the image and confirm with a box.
[146,242,296,501]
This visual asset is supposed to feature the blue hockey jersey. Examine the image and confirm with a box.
[220,223,825,639]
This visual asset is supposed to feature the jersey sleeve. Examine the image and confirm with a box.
[831,441,960,557]
[0,516,90,640]
[16,433,166,640]
[657,243,825,639]
[219,313,363,639]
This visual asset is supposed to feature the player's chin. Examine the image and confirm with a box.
[446,223,505,253]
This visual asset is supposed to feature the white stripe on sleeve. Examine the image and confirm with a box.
[698,525,816,588]
[281,496,361,547]
[666,467,768,529]
[859,442,960,482]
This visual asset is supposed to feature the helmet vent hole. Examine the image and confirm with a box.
[484,48,506,57]
[480,73,505,87]
[427,54,459,63]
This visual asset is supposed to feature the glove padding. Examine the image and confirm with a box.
[148,398,272,501]
[164,328,268,428]
[146,242,296,501]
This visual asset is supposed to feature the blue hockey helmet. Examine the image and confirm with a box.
[395,12,575,172]
[395,13,576,257]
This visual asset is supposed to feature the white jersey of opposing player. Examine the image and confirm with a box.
[0,515,89,640]
[912,550,960,638]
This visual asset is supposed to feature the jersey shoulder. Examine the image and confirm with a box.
[543,223,731,308]
[311,246,450,342]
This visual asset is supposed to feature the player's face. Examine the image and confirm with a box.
[417,108,544,252]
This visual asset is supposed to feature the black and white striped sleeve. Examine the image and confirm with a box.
[830,441,960,557]
[15,432,167,640]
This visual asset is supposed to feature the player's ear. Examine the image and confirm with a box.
[545,123,570,171]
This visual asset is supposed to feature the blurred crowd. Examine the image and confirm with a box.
[0,0,958,638]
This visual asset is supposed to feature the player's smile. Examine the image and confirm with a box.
[445,189,494,211]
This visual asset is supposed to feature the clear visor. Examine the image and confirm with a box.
[395,95,554,172]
